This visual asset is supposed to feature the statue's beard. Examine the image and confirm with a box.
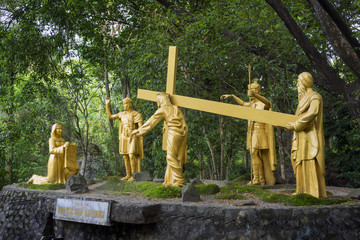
[298,87,306,101]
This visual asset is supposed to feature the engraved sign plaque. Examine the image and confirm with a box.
[54,198,111,226]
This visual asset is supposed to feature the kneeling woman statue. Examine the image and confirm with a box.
[28,123,78,184]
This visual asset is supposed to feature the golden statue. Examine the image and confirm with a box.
[285,72,327,198]
[106,96,144,181]
[132,92,188,187]
[47,123,71,184]
[27,123,79,184]
[220,81,277,185]
[27,123,78,185]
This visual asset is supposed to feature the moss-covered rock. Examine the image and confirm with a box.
[195,184,220,195]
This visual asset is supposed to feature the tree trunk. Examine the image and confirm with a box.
[265,0,346,94]
[104,63,114,132]
[276,128,286,181]
[244,144,249,168]
[219,116,225,180]
[5,73,16,182]
[198,151,204,179]
[79,113,90,176]
[202,126,218,180]
[308,0,360,78]
[266,0,360,120]
[5,165,12,182]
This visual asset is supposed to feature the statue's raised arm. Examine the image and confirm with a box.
[105,97,119,120]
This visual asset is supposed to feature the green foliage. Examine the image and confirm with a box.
[19,183,65,190]
[194,183,220,195]
[324,98,360,187]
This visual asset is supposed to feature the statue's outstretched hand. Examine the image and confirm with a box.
[220,94,232,100]
[131,129,140,137]
[105,97,111,105]
[64,142,70,148]
[285,123,295,131]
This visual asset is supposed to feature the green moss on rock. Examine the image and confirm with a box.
[195,184,220,195]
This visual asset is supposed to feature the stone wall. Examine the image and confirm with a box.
[1,185,359,240]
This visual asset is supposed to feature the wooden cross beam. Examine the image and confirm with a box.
[137,46,299,127]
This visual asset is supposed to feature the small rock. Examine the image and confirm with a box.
[65,175,89,193]
[181,183,201,202]
[347,188,360,199]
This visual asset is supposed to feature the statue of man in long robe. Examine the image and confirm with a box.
[132,92,188,187]
[106,96,144,181]
[285,72,327,198]
[221,81,277,185]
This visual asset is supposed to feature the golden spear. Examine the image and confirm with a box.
[248,63,253,185]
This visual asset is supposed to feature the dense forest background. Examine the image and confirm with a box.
[1,0,359,190]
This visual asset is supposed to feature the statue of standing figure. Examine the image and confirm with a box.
[285,72,327,198]
[132,92,188,187]
[106,96,144,181]
[221,80,277,185]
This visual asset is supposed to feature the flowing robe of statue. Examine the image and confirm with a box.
[135,93,188,187]
[291,89,327,198]
[47,124,67,184]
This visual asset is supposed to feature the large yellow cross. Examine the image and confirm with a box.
[137,46,298,127]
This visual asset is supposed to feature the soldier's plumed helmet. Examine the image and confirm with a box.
[122,96,132,104]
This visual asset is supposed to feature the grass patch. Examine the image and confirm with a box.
[260,192,350,206]
[195,184,220,195]
[95,177,181,198]
[214,185,266,200]
[231,175,251,185]
[19,183,65,190]
[215,185,350,206]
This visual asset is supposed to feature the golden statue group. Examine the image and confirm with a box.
[27,46,326,199]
